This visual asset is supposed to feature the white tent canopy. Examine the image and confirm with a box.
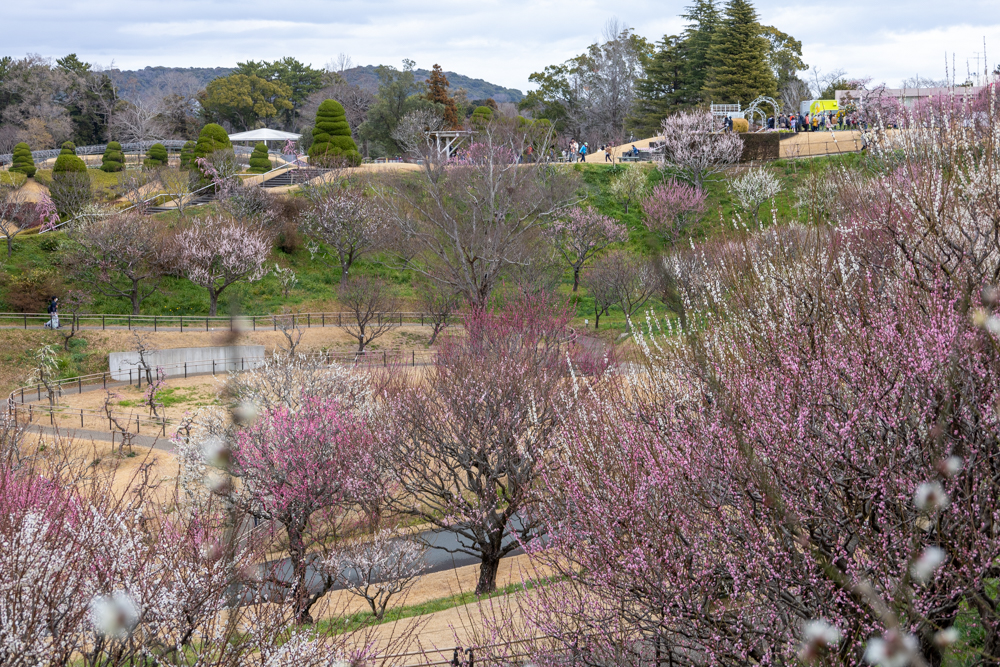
[227,129,302,143]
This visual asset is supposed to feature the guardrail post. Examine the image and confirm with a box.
[102,315,105,330]
[129,368,133,385]
[212,360,215,375]
[206,318,209,332]
[230,317,233,332]
[128,315,131,330]
[136,415,140,434]
[180,316,183,332]
[184,362,187,379]
[81,410,84,428]
[252,316,256,331]
[154,316,157,332]
[103,373,106,389]
[78,378,82,393]
[241,357,244,370]
[307,314,310,328]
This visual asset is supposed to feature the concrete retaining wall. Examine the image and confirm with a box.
[108,345,265,381]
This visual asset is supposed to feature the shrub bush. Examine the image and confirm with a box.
[471,106,494,127]
[143,143,168,168]
[179,140,196,170]
[11,142,36,177]
[0,268,63,312]
[59,141,76,155]
[248,142,271,173]
[308,100,361,167]
[52,151,87,175]
[100,141,124,172]
[731,118,749,133]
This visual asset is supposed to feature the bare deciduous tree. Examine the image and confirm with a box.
[587,250,659,329]
[384,295,573,594]
[69,212,163,314]
[381,120,581,306]
[414,279,461,346]
[328,530,426,619]
[109,99,162,145]
[338,276,399,354]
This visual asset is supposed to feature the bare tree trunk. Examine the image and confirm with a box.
[287,523,314,625]
[208,289,219,317]
[476,552,502,595]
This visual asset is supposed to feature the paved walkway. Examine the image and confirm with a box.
[26,424,171,450]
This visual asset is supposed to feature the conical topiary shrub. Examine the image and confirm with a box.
[10,143,36,177]
[193,124,232,179]
[101,141,124,172]
[51,146,90,217]
[144,143,168,168]
[248,142,271,173]
[179,140,196,170]
[308,100,361,167]
[193,124,232,161]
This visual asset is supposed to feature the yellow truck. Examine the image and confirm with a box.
[799,99,839,115]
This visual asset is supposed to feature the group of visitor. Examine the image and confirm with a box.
[567,140,590,162]
[774,112,867,132]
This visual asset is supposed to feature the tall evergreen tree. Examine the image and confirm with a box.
[681,0,721,104]
[425,64,461,129]
[629,35,687,137]
[702,0,777,104]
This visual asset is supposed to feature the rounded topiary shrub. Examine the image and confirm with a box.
[53,151,87,174]
[471,106,494,127]
[248,142,271,173]
[11,143,36,178]
[308,100,361,167]
[144,142,168,168]
[59,141,77,155]
[179,140,196,170]
[101,141,124,172]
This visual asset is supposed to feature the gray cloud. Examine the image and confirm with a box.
[5,1,999,91]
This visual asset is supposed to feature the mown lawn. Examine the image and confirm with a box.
[1,153,863,338]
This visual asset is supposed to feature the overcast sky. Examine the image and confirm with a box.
[6,1,1000,92]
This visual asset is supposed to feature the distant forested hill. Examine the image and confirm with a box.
[111,66,234,101]
[112,65,522,103]
[340,65,523,103]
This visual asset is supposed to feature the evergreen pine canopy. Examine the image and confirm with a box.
[248,142,271,173]
[11,143,36,178]
[308,100,361,167]
[101,141,124,172]
[702,0,777,104]
[425,64,461,129]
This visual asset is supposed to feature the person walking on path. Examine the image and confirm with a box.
[579,142,588,162]
[604,145,613,163]
[44,297,59,329]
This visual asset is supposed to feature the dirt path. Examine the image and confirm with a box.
[17,178,50,203]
